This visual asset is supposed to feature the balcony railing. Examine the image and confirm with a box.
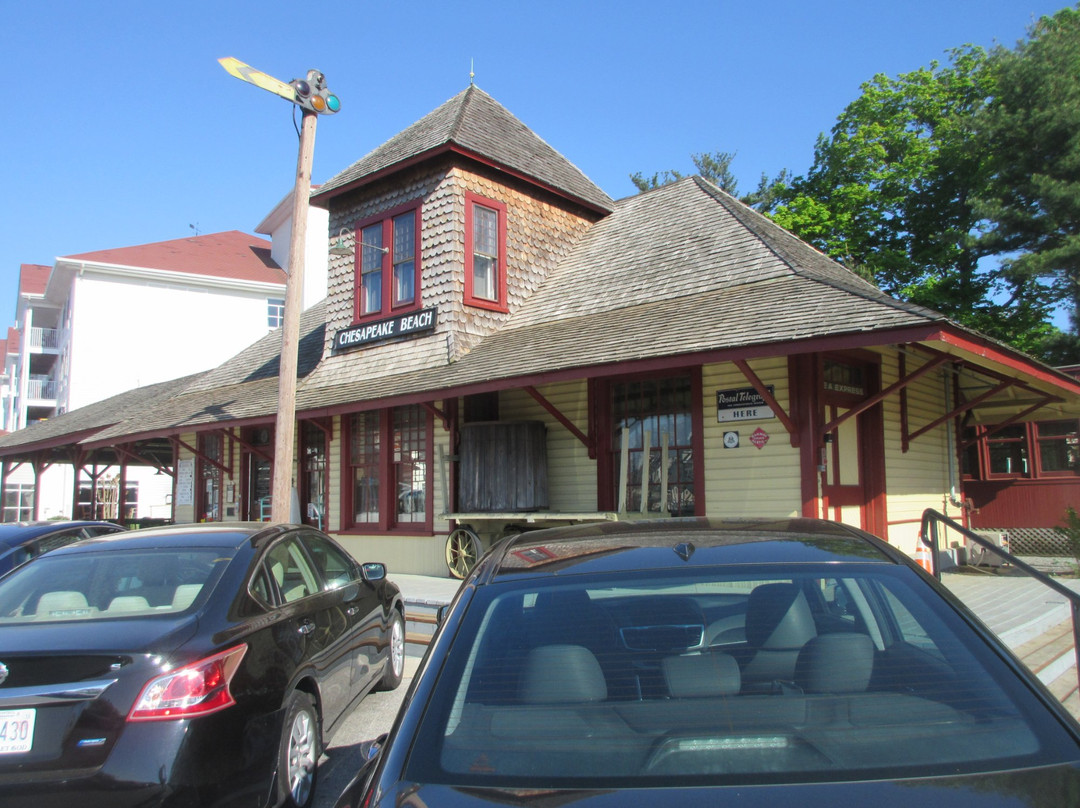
[29,327,59,352]
[26,375,56,400]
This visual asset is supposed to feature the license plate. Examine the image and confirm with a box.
[0,709,35,754]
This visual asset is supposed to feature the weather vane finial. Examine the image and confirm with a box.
[470,58,475,86]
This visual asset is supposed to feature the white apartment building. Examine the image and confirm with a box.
[0,205,329,521]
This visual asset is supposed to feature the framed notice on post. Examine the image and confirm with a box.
[176,458,194,507]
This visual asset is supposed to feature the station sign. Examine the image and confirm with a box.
[716,385,775,423]
[333,307,437,353]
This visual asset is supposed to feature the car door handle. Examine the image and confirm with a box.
[298,620,315,635]
[346,606,359,616]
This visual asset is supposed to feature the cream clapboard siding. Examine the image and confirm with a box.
[879,350,960,553]
[500,382,596,512]
[702,360,802,519]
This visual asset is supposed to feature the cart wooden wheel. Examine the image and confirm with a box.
[445,526,482,579]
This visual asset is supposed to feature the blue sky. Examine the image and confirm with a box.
[1,0,1069,327]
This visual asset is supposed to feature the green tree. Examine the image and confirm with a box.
[630,152,791,214]
[631,151,740,194]
[976,5,1080,354]
[770,46,1056,352]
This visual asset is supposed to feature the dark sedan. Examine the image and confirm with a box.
[336,517,1080,808]
[0,522,405,808]
[0,520,125,576]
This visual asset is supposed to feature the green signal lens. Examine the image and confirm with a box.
[325,94,341,113]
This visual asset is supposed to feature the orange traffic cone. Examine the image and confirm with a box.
[913,540,933,574]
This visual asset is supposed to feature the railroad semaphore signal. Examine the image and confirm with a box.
[218,56,340,522]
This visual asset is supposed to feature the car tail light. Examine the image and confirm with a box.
[128,644,247,722]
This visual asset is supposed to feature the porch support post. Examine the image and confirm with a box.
[790,354,823,520]
[71,450,85,518]
[31,457,44,521]
[118,462,128,523]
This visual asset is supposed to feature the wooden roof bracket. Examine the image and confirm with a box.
[420,402,451,432]
[112,443,174,477]
[958,397,1057,450]
[905,371,1014,450]
[820,350,950,451]
[301,417,334,439]
[732,360,799,446]
[31,453,55,476]
[524,386,593,455]
[173,435,232,478]
[227,428,274,462]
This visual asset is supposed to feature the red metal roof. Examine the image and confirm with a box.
[18,264,50,297]
[62,231,283,285]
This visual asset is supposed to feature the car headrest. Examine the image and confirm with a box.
[663,652,741,698]
[521,644,607,704]
[106,596,150,613]
[795,633,875,693]
[745,583,817,649]
[35,591,89,617]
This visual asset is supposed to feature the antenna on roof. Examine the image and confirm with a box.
[469,58,475,86]
[189,223,201,236]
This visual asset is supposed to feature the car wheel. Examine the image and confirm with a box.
[377,610,405,691]
[278,690,319,808]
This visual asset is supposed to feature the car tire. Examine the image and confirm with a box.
[377,610,405,691]
[278,690,320,808]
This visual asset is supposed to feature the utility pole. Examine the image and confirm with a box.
[218,58,340,522]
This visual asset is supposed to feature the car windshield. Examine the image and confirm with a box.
[0,548,233,622]
[408,563,1080,788]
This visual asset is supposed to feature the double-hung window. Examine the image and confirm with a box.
[355,203,420,320]
[464,192,507,312]
[1036,420,1080,475]
[344,404,432,532]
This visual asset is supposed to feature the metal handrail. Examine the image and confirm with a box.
[920,508,1080,695]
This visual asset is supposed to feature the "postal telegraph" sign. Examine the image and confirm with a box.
[716,386,775,423]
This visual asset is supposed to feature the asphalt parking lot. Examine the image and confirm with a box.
[314,656,421,808]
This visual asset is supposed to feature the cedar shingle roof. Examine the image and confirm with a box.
[293,177,943,410]
[86,178,951,439]
[312,85,613,214]
[0,373,203,451]
[61,231,283,285]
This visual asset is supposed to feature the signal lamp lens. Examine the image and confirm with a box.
[291,79,311,98]
[311,95,326,111]
[326,94,341,113]
[128,644,247,721]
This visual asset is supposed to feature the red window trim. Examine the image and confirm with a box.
[340,406,434,534]
[1034,419,1080,478]
[352,200,422,324]
[464,192,508,313]
[593,367,705,515]
[196,432,224,523]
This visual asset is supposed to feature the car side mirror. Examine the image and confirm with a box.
[361,562,386,583]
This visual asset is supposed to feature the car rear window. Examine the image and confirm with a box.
[0,548,233,621]
[408,564,1080,788]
